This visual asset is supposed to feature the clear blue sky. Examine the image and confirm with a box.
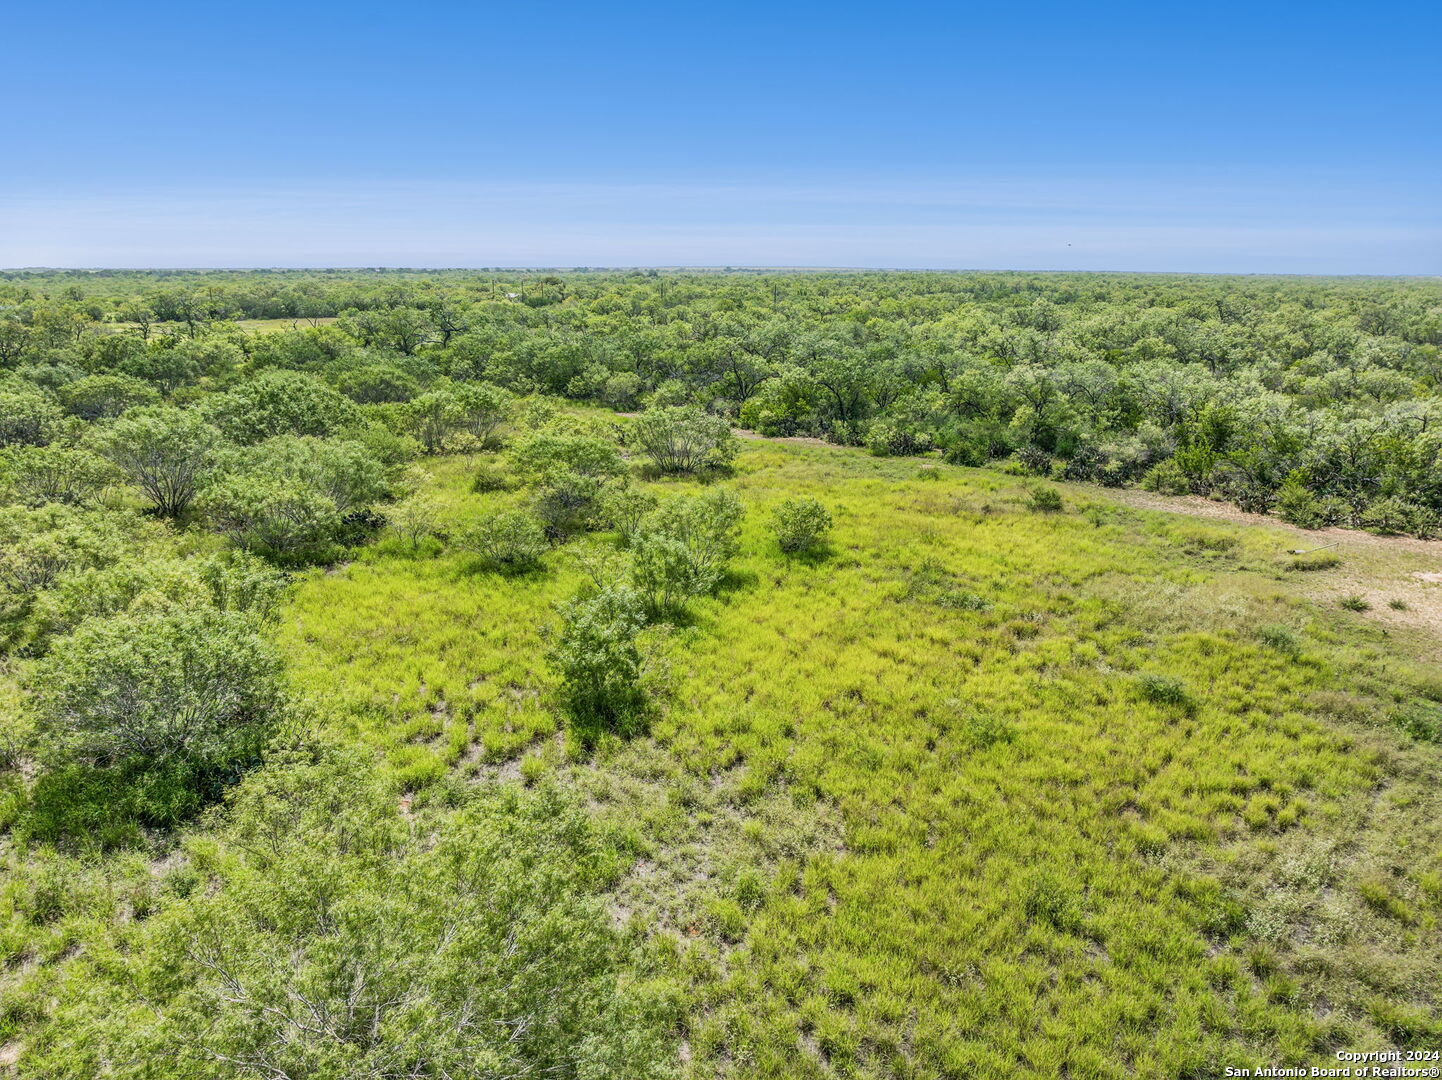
[3,0,1438,272]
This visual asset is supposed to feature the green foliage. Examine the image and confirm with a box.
[56,373,160,420]
[630,487,744,614]
[1026,484,1064,512]
[511,430,627,537]
[91,406,221,517]
[25,749,673,1079]
[0,387,64,447]
[204,369,361,444]
[0,445,116,507]
[547,584,652,735]
[597,483,659,547]
[26,606,284,767]
[631,405,737,473]
[769,495,833,554]
[200,438,388,560]
[1339,594,1371,611]
[457,509,548,573]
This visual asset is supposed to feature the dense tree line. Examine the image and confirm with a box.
[3,268,1438,533]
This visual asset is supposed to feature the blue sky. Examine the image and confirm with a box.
[2,0,1438,272]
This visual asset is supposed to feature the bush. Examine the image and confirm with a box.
[1014,446,1054,477]
[57,373,160,420]
[512,432,627,538]
[1026,485,1064,513]
[1136,673,1192,711]
[204,370,361,445]
[385,492,443,547]
[1140,459,1191,496]
[1339,594,1370,612]
[0,445,117,507]
[91,406,222,518]
[631,488,744,614]
[200,438,389,559]
[631,405,738,474]
[770,496,833,554]
[458,509,548,572]
[27,749,673,1078]
[597,483,659,547]
[1360,497,1436,538]
[865,422,932,457]
[27,607,284,767]
[548,584,652,734]
[0,388,64,448]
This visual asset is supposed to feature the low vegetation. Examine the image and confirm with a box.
[0,269,1438,1078]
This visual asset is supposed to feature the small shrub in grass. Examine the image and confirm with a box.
[1339,594,1370,612]
[1257,624,1302,657]
[1026,485,1064,513]
[770,496,832,555]
[1136,673,1193,711]
[470,460,516,493]
[597,483,658,547]
[630,488,744,615]
[457,510,547,573]
[961,711,1015,749]
[547,584,652,737]
[1389,598,1409,610]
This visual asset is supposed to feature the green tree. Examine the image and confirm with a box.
[91,407,221,517]
[27,607,284,766]
[631,405,738,473]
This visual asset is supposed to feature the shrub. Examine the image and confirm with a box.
[1140,459,1190,496]
[0,388,64,448]
[91,406,222,517]
[0,506,140,624]
[458,509,548,572]
[1257,623,1301,657]
[27,607,284,767]
[1360,497,1436,538]
[0,445,117,507]
[547,584,651,733]
[385,492,443,547]
[199,438,389,559]
[452,381,513,446]
[512,432,627,537]
[770,496,833,554]
[631,405,738,473]
[865,422,932,457]
[204,370,361,445]
[1136,673,1192,710]
[1339,594,1371,612]
[1026,485,1064,513]
[57,373,160,420]
[471,460,516,493]
[27,749,673,1078]
[334,362,420,404]
[1014,445,1053,477]
[631,488,744,614]
[597,483,659,547]
[1288,551,1342,572]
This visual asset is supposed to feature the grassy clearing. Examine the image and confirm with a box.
[1,437,1439,1077]
[272,441,1442,1077]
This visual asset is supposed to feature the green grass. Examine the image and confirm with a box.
[2,438,1439,1077]
[271,441,1442,1077]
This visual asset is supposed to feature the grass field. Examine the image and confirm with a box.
[3,436,1440,1078]
[274,441,1442,1077]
